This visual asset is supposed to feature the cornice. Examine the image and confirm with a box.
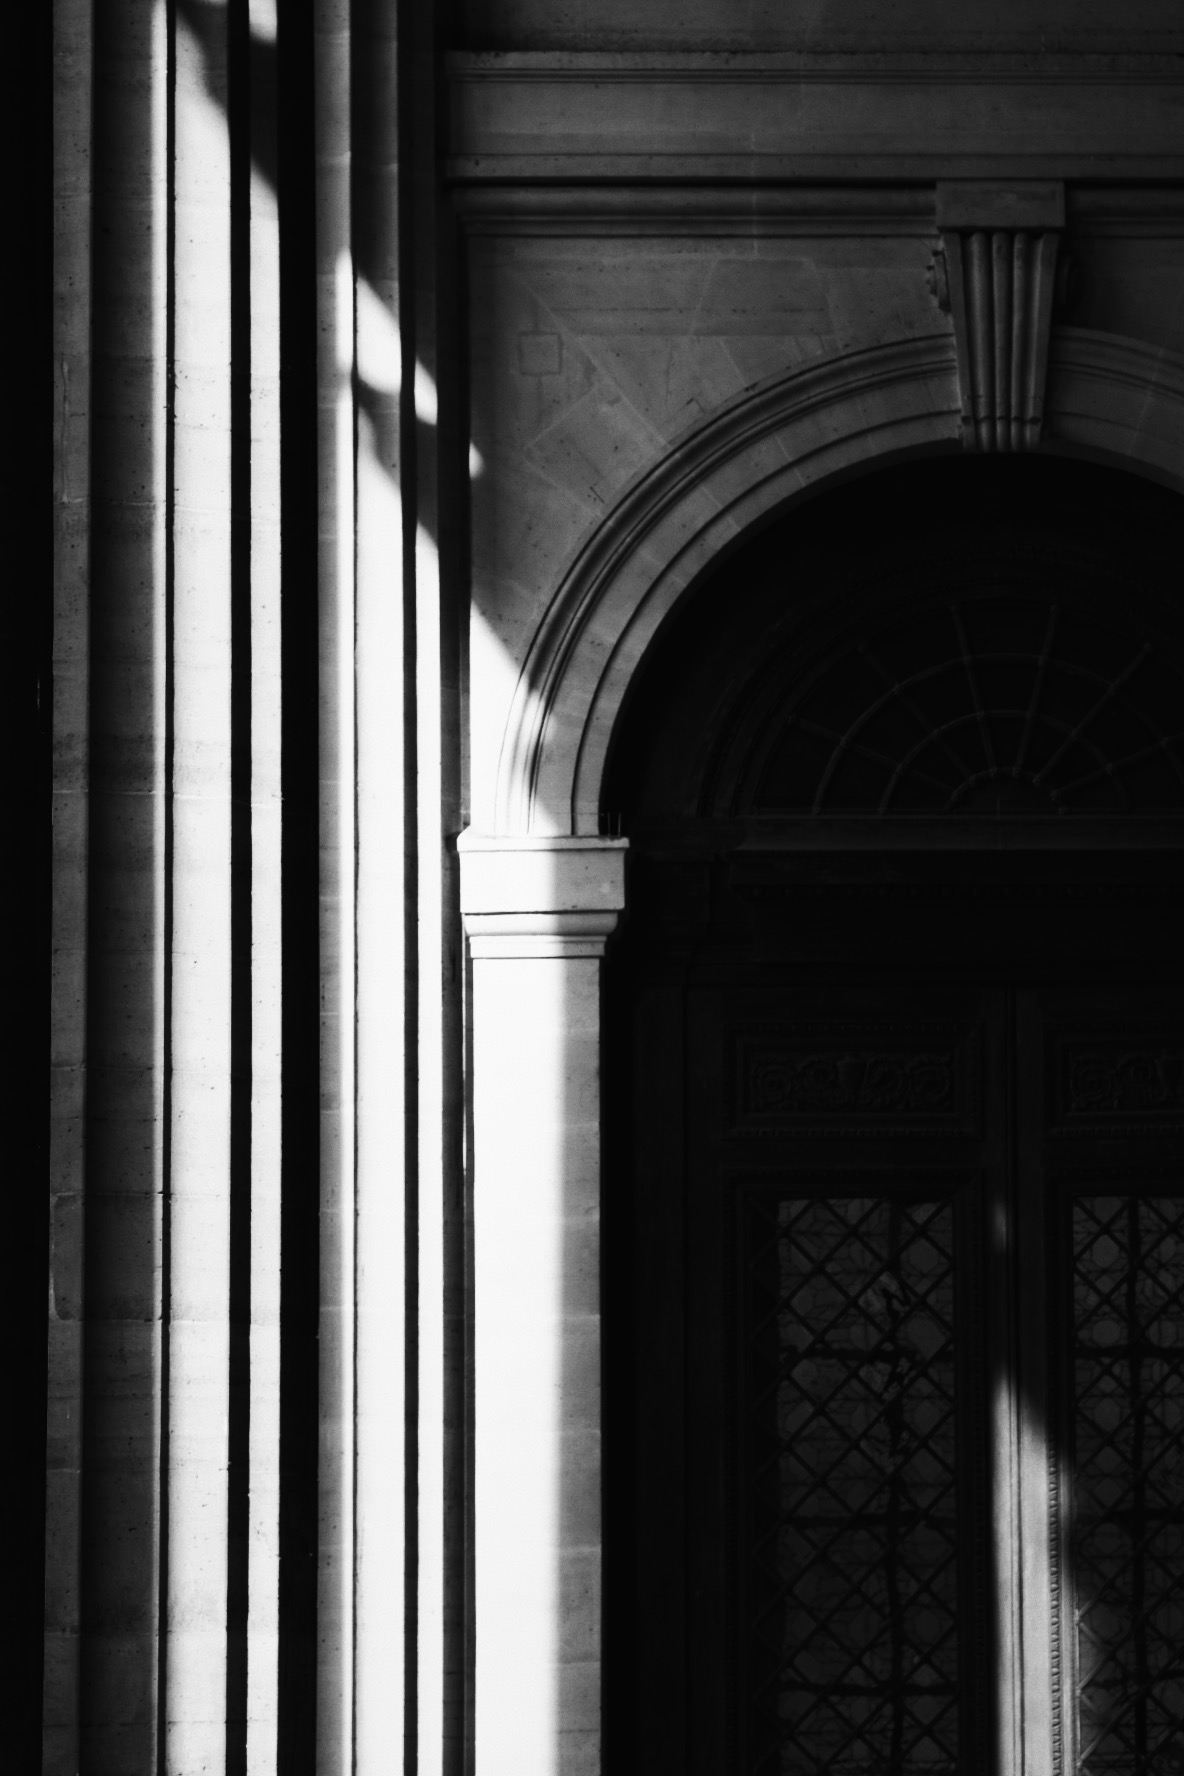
[447,52,1184,183]
[1067,187,1184,235]
[456,186,937,236]
[454,183,1184,239]
[447,51,1184,78]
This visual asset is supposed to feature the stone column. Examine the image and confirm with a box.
[47,0,96,1766]
[48,2,290,1767]
[51,0,421,1763]
[313,2,358,1766]
[64,4,170,1769]
[459,834,627,1776]
[245,5,284,1769]
[351,0,413,1763]
[316,3,415,1769]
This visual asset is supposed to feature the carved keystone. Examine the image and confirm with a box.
[935,181,1065,452]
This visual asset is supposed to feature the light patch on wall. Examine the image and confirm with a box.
[471,603,543,832]
[356,278,484,475]
[249,0,276,44]
[337,248,355,377]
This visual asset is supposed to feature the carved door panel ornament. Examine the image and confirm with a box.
[734,1024,979,1136]
[931,182,1066,453]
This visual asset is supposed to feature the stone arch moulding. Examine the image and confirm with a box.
[494,328,1184,840]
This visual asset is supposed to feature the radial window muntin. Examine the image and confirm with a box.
[733,592,1184,820]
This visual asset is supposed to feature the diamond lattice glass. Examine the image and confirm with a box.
[1073,1196,1184,1775]
[747,1194,963,1774]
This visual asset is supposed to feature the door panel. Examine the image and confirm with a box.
[683,984,1006,1776]
[735,1172,989,1776]
[622,973,1184,1775]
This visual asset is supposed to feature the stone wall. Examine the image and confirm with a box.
[455,0,1184,51]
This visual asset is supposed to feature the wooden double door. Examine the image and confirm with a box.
[612,949,1184,1776]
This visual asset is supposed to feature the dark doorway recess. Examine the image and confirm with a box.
[602,456,1184,1776]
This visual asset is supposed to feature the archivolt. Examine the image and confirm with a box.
[495,329,1184,838]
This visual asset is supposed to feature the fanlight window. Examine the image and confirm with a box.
[745,598,1184,818]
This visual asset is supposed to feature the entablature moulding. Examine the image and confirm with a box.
[446,53,1184,181]
[453,185,1184,238]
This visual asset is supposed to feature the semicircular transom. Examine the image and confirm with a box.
[743,593,1184,820]
[603,453,1184,843]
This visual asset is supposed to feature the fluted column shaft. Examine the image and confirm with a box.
[48,3,306,1769]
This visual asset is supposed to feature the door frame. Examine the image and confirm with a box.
[603,848,1184,1776]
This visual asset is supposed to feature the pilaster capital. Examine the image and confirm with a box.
[457,832,628,958]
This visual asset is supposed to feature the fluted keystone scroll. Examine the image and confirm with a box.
[934,182,1065,452]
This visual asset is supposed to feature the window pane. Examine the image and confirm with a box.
[745,1193,966,1775]
[1073,1195,1184,1774]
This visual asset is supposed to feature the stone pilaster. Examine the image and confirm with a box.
[460,835,627,1776]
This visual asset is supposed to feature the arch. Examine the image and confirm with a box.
[596,437,1184,1776]
[496,329,1184,838]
